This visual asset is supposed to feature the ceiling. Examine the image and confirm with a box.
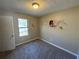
[0,0,79,17]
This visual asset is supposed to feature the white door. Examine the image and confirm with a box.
[0,16,15,51]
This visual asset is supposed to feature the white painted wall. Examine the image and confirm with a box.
[40,6,79,55]
[13,14,40,46]
[0,11,40,50]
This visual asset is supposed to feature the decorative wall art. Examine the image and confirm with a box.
[49,19,67,30]
[59,26,63,30]
[49,20,56,27]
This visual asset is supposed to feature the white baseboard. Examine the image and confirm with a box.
[16,37,40,46]
[41,39,78,57]
[77,55,79,59]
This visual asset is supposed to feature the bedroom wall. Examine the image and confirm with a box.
[13,14,40,46]
[40,6,79,55]
[0,11,40,47]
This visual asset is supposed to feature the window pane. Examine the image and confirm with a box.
[18,18,27,27]
[19,28,28,36]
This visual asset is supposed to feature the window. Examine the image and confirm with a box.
[18,18,28,36]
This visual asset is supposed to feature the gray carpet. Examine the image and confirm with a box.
[0,40,77,59]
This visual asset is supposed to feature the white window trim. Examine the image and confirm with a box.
[18,18,29,37]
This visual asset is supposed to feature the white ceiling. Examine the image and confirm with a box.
[0,0,79,17]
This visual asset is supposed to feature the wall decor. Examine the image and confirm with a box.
[59,26,63,30]
[58,20,67,30]
[49,20,56,27]
[49,19,67,29]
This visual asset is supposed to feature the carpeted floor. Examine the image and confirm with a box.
[0,39,76,59]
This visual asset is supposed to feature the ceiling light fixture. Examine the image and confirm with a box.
[32,2,39,9]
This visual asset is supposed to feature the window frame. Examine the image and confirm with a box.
[18,18,29,37]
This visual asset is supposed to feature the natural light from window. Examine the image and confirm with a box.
[18,18,28,36]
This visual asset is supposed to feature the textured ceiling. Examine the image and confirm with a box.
[0,0,79,17]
